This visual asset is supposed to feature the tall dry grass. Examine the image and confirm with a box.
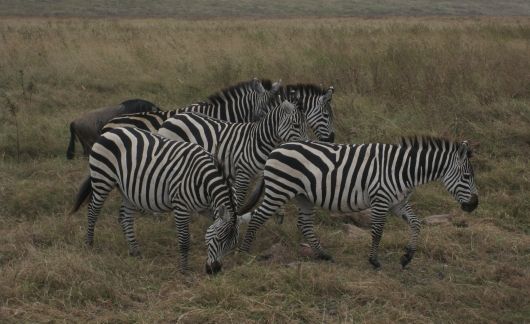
[0,17,529,322]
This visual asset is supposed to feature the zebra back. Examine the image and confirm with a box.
[101,110,177,133]
[101,78,280,134]
[178,78,281,122]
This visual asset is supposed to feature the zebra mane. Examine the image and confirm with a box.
[207,80,258,105]
[286,83,327,95]
[261,80,327,99]
[398,136,456,153]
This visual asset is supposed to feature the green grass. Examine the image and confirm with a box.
[1,0,530,17]
[0,17,529,322]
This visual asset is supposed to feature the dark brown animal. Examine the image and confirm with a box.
[66,99,160,159]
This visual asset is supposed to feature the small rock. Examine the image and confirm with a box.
[423,214,453,225]
[343,209,372,228]
[343,224,367,238]
[299,243,314,257]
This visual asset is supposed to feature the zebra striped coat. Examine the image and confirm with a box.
[239,137,478,268]
[270,83,335,142]
[70,127,240,274]
[101,79,281,133]
[157,99,309,212]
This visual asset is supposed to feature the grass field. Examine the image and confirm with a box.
[0,17,529,322]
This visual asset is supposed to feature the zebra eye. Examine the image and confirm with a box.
[293,123,300,128]
[462,173,471,180]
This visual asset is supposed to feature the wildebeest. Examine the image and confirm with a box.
[66,99,160,159]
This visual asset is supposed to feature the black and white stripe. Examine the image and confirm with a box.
[70,127,240,274]
[269,83,334,142]
[157,98,309,212]
[101,79,280,133]
[239,137,478,268]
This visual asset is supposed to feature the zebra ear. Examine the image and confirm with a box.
[322,86,334,102]
[287,90,302,112]
[252,78,265,93]
[271,79,282,95]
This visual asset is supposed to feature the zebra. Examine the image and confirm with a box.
[238,136,479,268]
[157,94,309,212]
[70,127,244,274]
[101,78,281,133]
[266,83,335,142]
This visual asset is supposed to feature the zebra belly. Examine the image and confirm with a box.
[116,182,173,213]
[309,189,371,212]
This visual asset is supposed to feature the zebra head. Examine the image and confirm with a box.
[442,141,478,212]
[251,78,282,122]
[205,205,239,275]
[286,84,335,142]
[276,91,309,142]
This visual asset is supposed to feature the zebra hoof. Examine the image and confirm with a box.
[129,249,141,257]
[205,261,222,275]
[84,240,94,248]
[275,214,284,225]
[400,255,412,268]
[369,257,381,269]
[400,248,415,268]
[317,252,334,262]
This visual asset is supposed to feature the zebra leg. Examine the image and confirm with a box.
[86,189,110,248]
[173,206,191,273]
[275,207,285,225]
[240,193,290,253]
[294,196,332,261]
[368,203,390,269]
[118,201,140,257]
[239,206,271,253]
[392,201,420,268]
[233,170,253,212]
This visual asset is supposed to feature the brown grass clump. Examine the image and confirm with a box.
[0,17,529,322]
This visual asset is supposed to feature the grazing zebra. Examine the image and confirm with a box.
[101,78,281,133]
[70,127,242,274]
[266,83,335,142]
[66,99,160,159]
[157,96,309,212]
[239,136,479,268]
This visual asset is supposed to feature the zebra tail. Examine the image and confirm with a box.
[70,176,92,215]
[66,122,76,160]
[238,174,264,215]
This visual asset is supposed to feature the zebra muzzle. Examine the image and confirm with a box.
[205,260,222,275]
[461,194,478,213]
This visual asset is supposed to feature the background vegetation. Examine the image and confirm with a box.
[0,17,529,322]
[1,0,530,17]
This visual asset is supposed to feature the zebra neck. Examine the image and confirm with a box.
[205,174,235,216]
[253,109,283,150]
[401,145,449,189]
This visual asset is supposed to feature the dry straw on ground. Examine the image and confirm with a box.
[0,17,529,322]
